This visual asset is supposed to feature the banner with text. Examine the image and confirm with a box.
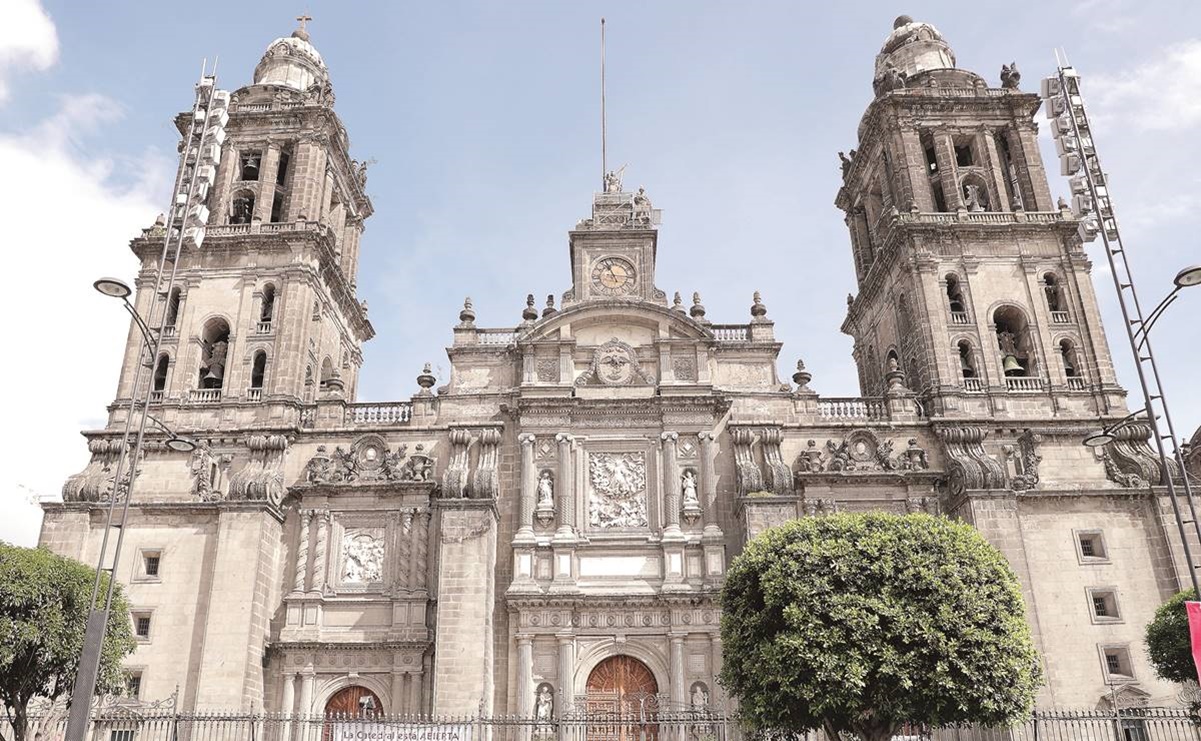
[331,723,472,741]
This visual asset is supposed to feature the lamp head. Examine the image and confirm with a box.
[93,277,132,299]
[1173,265,1201,289]
[1082,432,1115,449]
[166,437,197,453]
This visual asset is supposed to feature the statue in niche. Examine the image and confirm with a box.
[535,684,554,722]
[681,470,699,507]
[537,470,554,507]
[691,683,709,709]
[964,183,985,212]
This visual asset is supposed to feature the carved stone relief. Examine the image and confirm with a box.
[760,428,794,495]
[672,356,697,383]
[303,437,434,485]
[228,434,288,506]
[1007,429,1042,492]
[443,429,472,498]
[1103,424,1177,488]
[575,338,656,387]
[588,452,648,529]
[731,428,764,496]
[340,529,385,585]
[795,432,929,474]
[536,358,560,383]
[938,426,1007,497]
[471,428,502,499]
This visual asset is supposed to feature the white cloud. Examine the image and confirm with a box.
[0,95,166,546]
[1089,40,1201,130]
[0,0,57,103]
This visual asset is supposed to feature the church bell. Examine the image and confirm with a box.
[1002,353,1024,376]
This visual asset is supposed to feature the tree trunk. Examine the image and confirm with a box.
[852,718,901,741]
[12,702,28,741]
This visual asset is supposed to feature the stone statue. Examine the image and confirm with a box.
[1000,62,1021,90]
[604,169,623,193]
[1057,195,1070,210]
[691,683,709,709]
[964,183,985,212]
[537,470,554,507]
[838,151,853,176]
[681,470,699,506]
[354,159,369,188]
[799,440,825,473]
[535,685,554,722]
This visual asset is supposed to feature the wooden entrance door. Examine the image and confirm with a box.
[585,655,660,741]
[323,686,383,741]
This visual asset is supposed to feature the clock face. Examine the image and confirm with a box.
[591,257,637,296]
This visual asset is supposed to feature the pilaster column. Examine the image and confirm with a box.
[710,634,724,710]
[298,670,316,717]
[557,635,576,712]
[280,671,297,741]
[255,143,282,222]
[518,434,537,537]
[661,432,681,532]
[408,670,423,714]
[292,509,312,594]
[391,669,405,715]
[321,169,335,220]
[517,635,535,717]
[669,634,686,706]
[416,512,430,591]
[698,434,718,532]
[935,131,964,211]
[311,511,330,595]
[555,434,575,537]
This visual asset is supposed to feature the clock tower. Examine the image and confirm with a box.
[563,175,664,306]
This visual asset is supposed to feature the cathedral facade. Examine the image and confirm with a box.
[40,15,1194,717]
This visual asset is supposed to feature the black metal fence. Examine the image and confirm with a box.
[5,709,1201,741]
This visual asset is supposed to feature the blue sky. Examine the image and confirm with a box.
[2,0,1199,544]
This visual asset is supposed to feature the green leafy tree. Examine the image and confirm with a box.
[1145,588,1199,685]
[0,542,136,741]
[720,512,1041,741]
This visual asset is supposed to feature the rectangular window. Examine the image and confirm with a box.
[126,671,142,698]
[1101,645,1134,680]
[276,150,291,186]
[144,553,160,577]
[1076,531,1109,562]
[1088,588,1122,623]
[133,613,152,640]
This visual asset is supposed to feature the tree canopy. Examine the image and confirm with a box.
[719,512,1041,741]
[1145,588,1198,686]
[0,542,136,741]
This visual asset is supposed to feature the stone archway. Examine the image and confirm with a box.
[585,655,660,716]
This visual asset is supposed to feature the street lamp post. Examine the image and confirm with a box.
[63,68,227,741]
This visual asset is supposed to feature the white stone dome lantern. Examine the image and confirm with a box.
[874,15,956,83]
[252,26,329,93]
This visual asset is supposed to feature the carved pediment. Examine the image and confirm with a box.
[576,338,656,387]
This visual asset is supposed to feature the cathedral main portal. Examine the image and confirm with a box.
[585,656,660,722]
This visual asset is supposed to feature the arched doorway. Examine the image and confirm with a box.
[325,685,383,717]
[585,655,660,718]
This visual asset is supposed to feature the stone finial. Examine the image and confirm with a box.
[522,294,539,322]
[750,291,768,319]
[690,292,707,321]
[153,213,166,227]
[672,292,685,312]
[416,363,436,395]
[459,297,476,325]
[360,299,369,315]
[542,293,558,318]
[792,358,812,390]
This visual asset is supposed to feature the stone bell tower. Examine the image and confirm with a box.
[836,15,1124,420]
[109,18,373,429]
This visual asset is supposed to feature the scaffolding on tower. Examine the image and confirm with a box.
[1041,59,1201,592]
[64,61,232,741]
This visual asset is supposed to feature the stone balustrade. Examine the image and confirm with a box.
[816,397,889,421]
[345,402,413,426]
[709,325,750,342]
[189,388,222,404]
[1005,376,1043,392]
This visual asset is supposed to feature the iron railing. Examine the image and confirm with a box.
[7,708,1201,741]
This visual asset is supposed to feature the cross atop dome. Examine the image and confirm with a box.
[294,12,313,41]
